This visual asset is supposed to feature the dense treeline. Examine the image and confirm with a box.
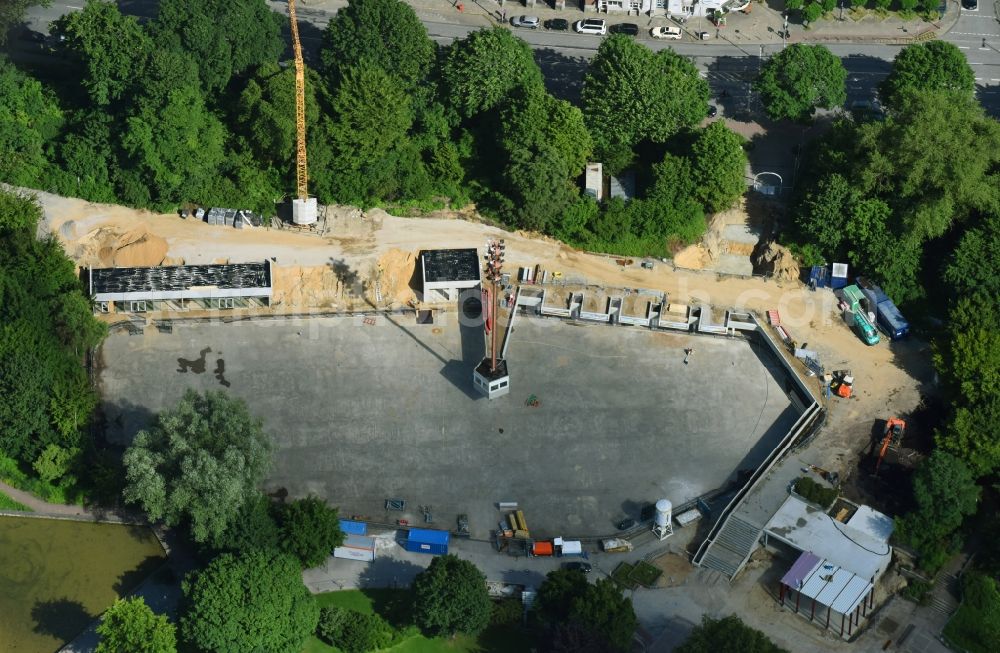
[1,0,746,258]
[0,189,107,493]
[783,41,1000,592]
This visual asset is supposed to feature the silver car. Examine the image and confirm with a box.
[511,15,540,29]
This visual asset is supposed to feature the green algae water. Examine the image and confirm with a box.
[0,516,165,652]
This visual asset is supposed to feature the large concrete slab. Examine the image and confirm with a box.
[98,312,799,538]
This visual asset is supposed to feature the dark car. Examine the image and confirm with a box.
[545,18,570,31]
[610,23,639,36]
[563,561,592,573]
[707,104,718,118]
[617,518,636,531]
[961,0,977,9]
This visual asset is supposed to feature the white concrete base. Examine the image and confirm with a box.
[474,359,510,399]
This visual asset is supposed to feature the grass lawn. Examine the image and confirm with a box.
[304,589,534,653]
[0,515,165,653]
[0,489,32,511]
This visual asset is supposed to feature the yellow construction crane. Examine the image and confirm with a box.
[288,0,317,225]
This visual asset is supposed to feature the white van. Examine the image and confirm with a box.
[574,19,607,35]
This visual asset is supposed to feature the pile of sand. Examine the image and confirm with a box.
[375,248,417,306]
[271,264,347,309]
[753,241,800,281]
[673,244,712,270]
[112,226,168,267]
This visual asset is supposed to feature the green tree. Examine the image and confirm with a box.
[119,84,227,209]
[412,554,491,637]
[151,0,283,94]
[440,27,544,119]
[882,91,1000,242]
[802,2,824,23]
[535,570,637,652]
[535,568,590,625]
[52,0,152,106]
[498,85,592,230]
[325,64,416,204]
[122,389,272,543]
[180,550,318,653]
[279,496,345,568]
[935,294,1000,476]
[881,42,975,108]
[676,615,788,653]
[319,0,435,93]
[567,578,637,652]
[944,212,1000,300]
[0,58,62,187]
[96,597,176,653]
[755,44,846,122]
[205,493,280,556]
[896,451,980,568]
[0,190,105,464]
[794,173,856,255]
[316,607,394,653]
[32,444,78,483]
[690,121,748,213]
[582,36,708,171]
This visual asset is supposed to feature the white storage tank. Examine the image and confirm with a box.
[653,499,674,540]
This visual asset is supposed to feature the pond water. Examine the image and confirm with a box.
[0,516,165,652]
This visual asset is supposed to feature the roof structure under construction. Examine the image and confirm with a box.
[90,262,272,301]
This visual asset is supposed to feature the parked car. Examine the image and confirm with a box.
[563,561,592,573]
[511,15,540,29]
[574,18,608,35]
[650,26,682,40]
[545,18,569,31]
[610,23,639,36]
[707,104,718,118]
[962,0,978,8]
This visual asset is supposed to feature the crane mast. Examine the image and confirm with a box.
[288,0,317,225]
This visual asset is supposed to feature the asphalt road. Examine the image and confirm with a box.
[17,1,1000,114]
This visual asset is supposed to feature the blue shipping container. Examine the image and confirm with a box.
[340,520,368,536]
[405,528,449,555]
[876,300,909,340]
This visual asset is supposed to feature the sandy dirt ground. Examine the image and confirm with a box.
[34,186,932,480]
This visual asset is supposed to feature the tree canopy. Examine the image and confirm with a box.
[690,121,748,213]
[52,0,152,107]
[0,190,105,466]
[0,58,62,187]
[880,41,975,108]
[180,550,319,653]
[95,597,176,653]
[440,27,544,119]
[676,615,788,653]
[320,0,435,93]
[151,0,283,94]
[755,44,846,122]
[122,389,272,543]
[534,569,637,652]
[582,36,708,171]
[896,450,980,570]
[412,554,492,637]
[279,496,345,568]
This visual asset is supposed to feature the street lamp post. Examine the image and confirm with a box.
[782,12,788,49]
[839,0,844,21]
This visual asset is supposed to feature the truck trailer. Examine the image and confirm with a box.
[856,277,910,340]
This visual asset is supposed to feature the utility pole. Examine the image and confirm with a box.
[782,12,788,50]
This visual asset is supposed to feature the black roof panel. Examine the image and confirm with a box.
[91,262,270,294]
[422,249,480,284]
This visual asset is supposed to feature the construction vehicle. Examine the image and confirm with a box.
[875,417,906,475]
[841,285,880,346]
[287,0,317,226]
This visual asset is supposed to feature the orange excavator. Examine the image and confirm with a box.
[875,418,906,475]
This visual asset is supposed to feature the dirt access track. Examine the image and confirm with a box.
[33,188,934,482]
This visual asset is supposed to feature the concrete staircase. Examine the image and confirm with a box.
[698,515,762,579]
[928,570,961,617]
